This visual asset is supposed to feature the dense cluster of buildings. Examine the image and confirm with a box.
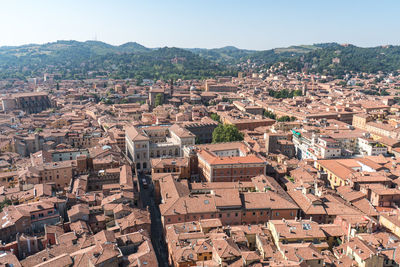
[0,70,400,266]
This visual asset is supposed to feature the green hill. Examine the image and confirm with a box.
[0,41,235,80]
[187,46,255,64]
[289,43,400,75]
[1,41,400,81]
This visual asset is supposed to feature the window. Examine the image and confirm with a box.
[31,215,35,219]
[252,212,256,216]
[275,212,279,216]
[235,213,238,217]
[219,214,222,218]
[167,218,171,222]
[303,223,311,230]
[39,213,44,218]
[227,213,230,217]
[48,211,53,215]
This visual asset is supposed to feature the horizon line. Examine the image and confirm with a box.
[0,39,395,52]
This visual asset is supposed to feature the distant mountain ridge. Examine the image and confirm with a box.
[0,40,151,56]
[0,40,400,80]
[0,40,236,80]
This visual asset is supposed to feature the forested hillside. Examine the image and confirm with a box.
[1,41,400,81]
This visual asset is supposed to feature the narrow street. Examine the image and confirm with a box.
[138,172,169,267]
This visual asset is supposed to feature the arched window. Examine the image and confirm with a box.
[136,162,141,170]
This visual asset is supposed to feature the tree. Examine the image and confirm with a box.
[0,197,11,212]
[264,110,276,120]
[102,99,113,105]
[268,89,298,99]
[90,93,100,103]
[212,124,244,143]
[277,116,294,122]
[210,113,221,123]
[136,75,143,86]
[381,90,390,96]
[293,89,303,97]
[155,93,163,107]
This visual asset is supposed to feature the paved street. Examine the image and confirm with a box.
[138,172,169,267]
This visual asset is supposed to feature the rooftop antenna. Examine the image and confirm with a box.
[94,33,98,41]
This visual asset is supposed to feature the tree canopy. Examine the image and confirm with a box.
[277,116,296,122]
[155,93,163,107]
[212,124,244,143]
[268,89,302,99]
[264,110,276,120]
[210,113,221,123]
[0,197,11,212]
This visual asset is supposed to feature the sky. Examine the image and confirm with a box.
[0,0,399,50]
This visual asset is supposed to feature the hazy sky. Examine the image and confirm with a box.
[0,0,399,50]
